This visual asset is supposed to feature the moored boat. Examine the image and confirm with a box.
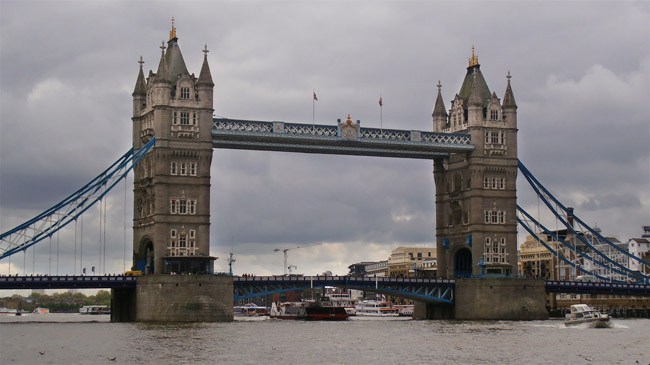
[270,301,349,321]
[33,307,50,314]
[564,304,610,328]
[234,303,269,317]
[79,305,110,315]
[355,300,400,317]
[324,292,358,316]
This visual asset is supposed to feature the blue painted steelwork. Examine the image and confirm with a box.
[518,160,649,283]
[0,275,137,290]
[0,138,156,260]
[233,276,455,304]
[545,280,650,296]
[213,118,474,159]
[517,208,624,282]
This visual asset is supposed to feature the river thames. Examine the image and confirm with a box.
[1,314,648,364]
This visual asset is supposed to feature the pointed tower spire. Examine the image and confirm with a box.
[468,69,483,107]
[198,44,214,86]
[133,56,146,96]
[156,41,171,82]
[433,80,448,117]
[503,71,517,109]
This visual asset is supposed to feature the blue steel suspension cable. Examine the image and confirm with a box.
[519,160,650,267]
[518,160,647,276]
[518,205,633,282]
[0,138,155,260]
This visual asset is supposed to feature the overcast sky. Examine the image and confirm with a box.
[1,1,648,278]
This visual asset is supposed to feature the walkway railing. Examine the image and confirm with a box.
[213,118,473,159]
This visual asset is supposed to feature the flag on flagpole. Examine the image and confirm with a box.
[313,92,318,101]
[379,97,383,107]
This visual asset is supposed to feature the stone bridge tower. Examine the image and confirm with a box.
[433,48,518,279]
[131,21,215,275]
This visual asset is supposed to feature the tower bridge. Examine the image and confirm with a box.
[2,22,648,322]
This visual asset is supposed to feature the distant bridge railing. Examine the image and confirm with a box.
[213,118,474,159]
[0,275,137,290]
[233,275,455,304]
[545,280,650,296]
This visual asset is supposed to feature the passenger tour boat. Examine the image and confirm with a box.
[355,300,400,317]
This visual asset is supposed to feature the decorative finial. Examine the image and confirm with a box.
[346,114,352,124]
[160,41,166,55]
[169,17,177,40]
[138,56,144,69]
[437,80,442,91]
[468,45,479,67]
[506,70,512,81]
[203,44,209,57]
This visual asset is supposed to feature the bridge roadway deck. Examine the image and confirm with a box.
[212,118,474,159]
[1,276,648,298]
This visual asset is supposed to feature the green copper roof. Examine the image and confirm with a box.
[458,65,491,108]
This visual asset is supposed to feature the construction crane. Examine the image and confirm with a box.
[273,243,321,275]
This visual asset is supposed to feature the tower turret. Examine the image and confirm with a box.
[432,81,448,132]
[133,56,147,117]
[153,42,172,107]
[467,69,484,125]
[502,71,518,129]
[197,45,214,110]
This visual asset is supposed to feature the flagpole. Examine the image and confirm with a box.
[312,89,315,133]
[379,95,383,139]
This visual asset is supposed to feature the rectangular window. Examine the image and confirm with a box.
[499,177,506,189]
[500,132,505,144]
[500,212,506,224]
[170,199,177,214]
[180,112,190,125]
[189,230,195,239]
[500,237,506,245]
[180,87,190,99]
[485,237,491,245]
[484,211,490,224]
[491,132,499,144]
[170,161,177,175]
[189,240,195,248]
[170,229,177,238]
[173,111,178,125]
[188,200,196,215]
[490,110,498,120]
[171,240,177,248]
[491,211,498,224]
[189,162,197,176]
[192,113,197,125]
[484,177,490,189]
[179,235,187,247]
[491,178,497,189]
[485,131,490,143]
[179,199,187,214]
[180,162,187,176]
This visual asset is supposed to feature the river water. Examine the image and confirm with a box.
[1,314,648,364]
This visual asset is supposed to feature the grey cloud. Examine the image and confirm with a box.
[1,1,648,276]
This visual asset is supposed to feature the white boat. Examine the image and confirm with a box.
[325,292,358,315]
[270,302,307,319]
[33,307,50,314]
[564,304,610,328]
[355,300,400,317]
[234,303,269,317]
[394,304,414,317]
[79,305,110,315]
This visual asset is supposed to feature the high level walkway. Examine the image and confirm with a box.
[213,118,474,159]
